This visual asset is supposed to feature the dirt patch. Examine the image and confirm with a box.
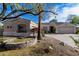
[45,36,79,56]
[0,36,79,56]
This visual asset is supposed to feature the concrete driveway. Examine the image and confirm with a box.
[45,34,79,48]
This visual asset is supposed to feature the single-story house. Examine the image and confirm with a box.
[2,18,37,37]
[42,22,76,34]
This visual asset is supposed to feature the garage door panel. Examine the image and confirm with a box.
[57,27,75,34]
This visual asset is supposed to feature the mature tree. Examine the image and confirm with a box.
[31,4,57,40]
[67,15,79,24]
[0,3,57,40]
[66,15,75,23]
[70,16,79,24]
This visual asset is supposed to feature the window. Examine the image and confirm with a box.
[7,26,12,29]
[7,26,9,28]
[10,26,12,28]
[17,24,27,33]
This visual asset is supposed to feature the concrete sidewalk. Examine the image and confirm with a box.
[46,34,79,48]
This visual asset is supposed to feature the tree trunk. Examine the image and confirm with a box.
[37,14,42,40]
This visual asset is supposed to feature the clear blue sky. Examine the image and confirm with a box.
[1,3,79,23]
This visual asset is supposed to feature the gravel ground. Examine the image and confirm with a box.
[44,35,79,56]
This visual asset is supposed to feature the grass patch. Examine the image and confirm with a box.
[0,39,4,42]
[0,37,5,42]
[0,40,56,56]
[13,38,32,43]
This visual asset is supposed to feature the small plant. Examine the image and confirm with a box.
[70,36,79,47]
[0,41,7,48]
[76,28,79,34]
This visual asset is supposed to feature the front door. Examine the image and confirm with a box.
[50,26,56,33]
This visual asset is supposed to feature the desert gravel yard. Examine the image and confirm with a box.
[0,35,79,56]
[46,34,79,48]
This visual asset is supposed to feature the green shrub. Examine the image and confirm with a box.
[70,36,79,47]
[76,28,79,34]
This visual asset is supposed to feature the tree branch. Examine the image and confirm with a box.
[2,11,37,21]
[3,9,32,19]
[2,10,57,21]
[0,3,7,17]
[42,10,57,15]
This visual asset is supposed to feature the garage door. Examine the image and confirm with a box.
[56,27,75,34]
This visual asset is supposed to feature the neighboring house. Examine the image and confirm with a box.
[42,22,76,34]
[0,17,77,37]
[2,18,37,37]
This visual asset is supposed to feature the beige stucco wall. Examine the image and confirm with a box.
[42,24,50,33]
[3,18,31,37]
[42,23,76,34]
